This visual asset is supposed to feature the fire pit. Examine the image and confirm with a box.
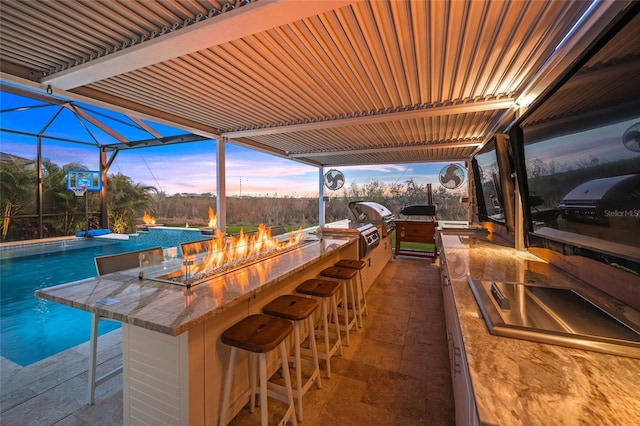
[143,226,310,288]
[136,211,163,231]
[199,207,218,235]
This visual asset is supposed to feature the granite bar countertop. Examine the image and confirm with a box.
[440,234,640,425]
[35,236,355,336]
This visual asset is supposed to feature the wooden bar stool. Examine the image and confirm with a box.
[319,266,359,347]
[295,278,343,378]
[263,295,322,422]
[219,314,297,426]
[334,259,368,328]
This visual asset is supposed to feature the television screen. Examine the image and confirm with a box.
[522,118,640,249]
[516,8,640,268]
[473,135,515,231]
[474,139,503,221]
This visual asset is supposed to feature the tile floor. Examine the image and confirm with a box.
[0,257,454,425]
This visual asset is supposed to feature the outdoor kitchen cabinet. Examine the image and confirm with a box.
[440,249,479,426]
[436,232,640,424]
[394,220,437,260]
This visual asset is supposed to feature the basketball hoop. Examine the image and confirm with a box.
[71,186,87,197]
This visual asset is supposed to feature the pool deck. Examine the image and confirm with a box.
[0,328,123,425]
[0,257,454,425]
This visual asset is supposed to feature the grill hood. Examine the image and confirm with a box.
[349,201,394,222]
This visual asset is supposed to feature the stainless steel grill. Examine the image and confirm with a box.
[320,223,380,259]
[399,204,436,217]
[348,201,395,236]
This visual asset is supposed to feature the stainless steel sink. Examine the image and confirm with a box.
[468,279,640,359]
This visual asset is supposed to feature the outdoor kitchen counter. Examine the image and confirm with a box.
[439,233,640,425]
[35,236,356,336]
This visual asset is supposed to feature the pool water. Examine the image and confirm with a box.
[0,230,206,366]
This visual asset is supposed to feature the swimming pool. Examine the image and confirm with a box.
[0,229,206,366]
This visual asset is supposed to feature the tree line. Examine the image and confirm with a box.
[1,157,466,241]
[153,178,467,229]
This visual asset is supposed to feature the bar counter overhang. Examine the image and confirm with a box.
[35,234,392,425]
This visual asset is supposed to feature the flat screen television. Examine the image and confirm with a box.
[511,5,640,272]
[472,134,515,233]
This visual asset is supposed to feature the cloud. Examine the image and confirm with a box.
[341,164,409,173]
[2,132,463,196]
[225,158,315,177]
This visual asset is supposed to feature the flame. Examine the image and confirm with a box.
[142,211,156,225]
[182,224,305,280]
[208,208,217,228]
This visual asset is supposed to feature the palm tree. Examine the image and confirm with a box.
[0,158,36,240]
[42,160,89,235]
[107,173,157,233]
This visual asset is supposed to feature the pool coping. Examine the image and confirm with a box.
[0,235,76,249]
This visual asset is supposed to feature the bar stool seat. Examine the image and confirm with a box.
[263,295,322,422]
[296,278,343,378]
[320,266,359,346]
[219,314,297,426]
[334,259,368,328]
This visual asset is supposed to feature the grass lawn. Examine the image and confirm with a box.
[390,231,435,253]
[174,225,434,252]
[225,225,259,235]
[164,223,264,235]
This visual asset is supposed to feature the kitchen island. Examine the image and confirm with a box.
[439,232,640,425]
[35,234,392,425]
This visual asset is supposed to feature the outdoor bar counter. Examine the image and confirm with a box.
[439,232,640,425]
[35,234,392,425]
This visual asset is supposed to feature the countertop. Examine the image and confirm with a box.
[35,236,355,336]
[440,233,640,425]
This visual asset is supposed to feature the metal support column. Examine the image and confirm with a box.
[37,136,43,238]
[466,159,473,224]
[514,109,526,251]
[99,148,119,230]
[100,149,108,229]
[216,138,226,233]
[318,167,325,227]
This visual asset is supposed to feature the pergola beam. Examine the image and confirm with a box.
[288,140,482,158]
[40,1,358,90]
[221,98,515,138]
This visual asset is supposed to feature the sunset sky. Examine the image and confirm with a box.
[1,90,462,197]
[2,136,457,197]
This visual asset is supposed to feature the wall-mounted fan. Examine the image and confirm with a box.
[439,164,466,189]
[323,169,345,191]
[622,123,640,152]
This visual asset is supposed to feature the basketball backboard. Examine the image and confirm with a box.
[66,170,102,191]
